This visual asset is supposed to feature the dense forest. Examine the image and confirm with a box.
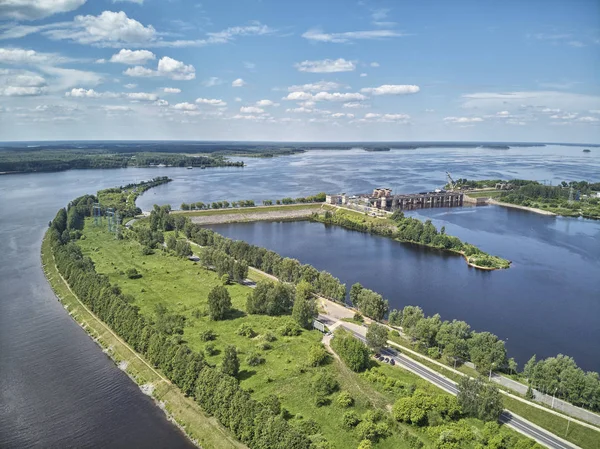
[0,149,243,174]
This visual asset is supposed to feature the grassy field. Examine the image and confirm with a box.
[41,232,245,449]
[77,220,425,449]
[174,203,323,216]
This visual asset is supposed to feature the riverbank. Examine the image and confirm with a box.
[488,199,557,216]
[175,203,323,225]
[40,232,246,449]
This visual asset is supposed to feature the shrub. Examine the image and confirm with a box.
[336,391,354,408]
[331,330,370,372]
[427,347,441,359]
[358,440,373,449]
[141,246,154,255]
[256,341,272,351]
[314,393,331,407]
[262,332,276,342]
[237,323,256,338]
[204,342,217,356]
[308,343,329,367]
[246,352,265,366]
[343,411,361,428]
[312,371,339,396]
[279,319,302,336]
[126,267,141,279]
[199,329,216,341]
[353,312,364,322]
[221,273,230,285]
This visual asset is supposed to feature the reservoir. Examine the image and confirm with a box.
[1,145,598,446]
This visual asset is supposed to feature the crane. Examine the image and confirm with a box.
[446,171,457,191]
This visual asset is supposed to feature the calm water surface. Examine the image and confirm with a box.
[1,145,599,446]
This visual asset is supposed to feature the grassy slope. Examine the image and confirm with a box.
[174,203,323,216]
[77,220,419,449]
[41,232,245,449]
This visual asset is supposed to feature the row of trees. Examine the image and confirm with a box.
[349,283,389,321]
[48,196,312,449]
[524,354,600,411]
[389,305,509,374]
[180,192,326,211]
[330,330,371,372]
[199,247,249,284]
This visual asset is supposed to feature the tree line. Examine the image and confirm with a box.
[48,196,312,449]
[180,192,326,211]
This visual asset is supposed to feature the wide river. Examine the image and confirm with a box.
[1,145,599,447]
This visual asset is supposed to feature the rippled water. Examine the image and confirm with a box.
[0,145,598,446]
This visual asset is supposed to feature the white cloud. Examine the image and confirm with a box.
[288,81,347,92]
[360,73,367,77]
[359,112,410,122]
[163,87,181,94]
[112,0,144,4]
[577,116,599,122]
[104,105,132,112]
[331,112,354,119]
[154,99,168,106]
[496,111,510,116]
[313,92,367,102]
[240,106,264,114]
[370,62,380,67]
[110,49,155,65]
[95,59,106,64]
[0,86,45,96]
[40,66,103,90]
[126,92,157,101]
[232,78,246,87]
[206,24,275,44]
[203,76,222,87]
[234,97,242,102]
[425,108,435,113]
[0,48,69,65]
[172,102,197,111]
[361,84,420,95]
[256,99,277,107]
[124,56,195,80]
[243,61,256,69]
[302,29,403,43]
[295,58,356,73]
[568,41,585,48]
[0,0,86,21]
[343,102,368,109]
[44,11,156,47]
[65,88,102,98]
[443,116,484,123]
[549,113,578,120]
[196,98,227,107]
[0,69,46,89]
[461,91,600,112]
[541,108,561,113]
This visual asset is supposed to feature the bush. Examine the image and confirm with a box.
[126,267,141,279]
[336,391,354,407]
[256,341,272,351]
[237,323,256,338]
[343,411,361,428]
[279,319,302,336]
[246,352,265,366]
[204,342,217,356]
[199,329,216,341]
[331,330,370,372]
[353,312,364,322]
[358,440,373,449]
[312,371,339,396]
[141,246,154,255]
[262,332,276,342]
[314,393,331,407]
[308,343,329,367]
[221,273,230,285]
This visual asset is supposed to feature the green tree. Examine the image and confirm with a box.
[457,376,503,422]
[350,282,363,306]
[469,331,507,374]
[366,323,388,352]
[388,309,402,326]
[207,285,231,320]
[308,343,329,367]
[221,345,239,377]
[508,357,518,375]
[292,280,317,329]
[331,330,370,372]
[358,440,372,449]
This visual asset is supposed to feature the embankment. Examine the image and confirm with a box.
[488,199,557,216]
[177,204,323,225]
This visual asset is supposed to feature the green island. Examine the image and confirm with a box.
[41,180,600,449]
[452,179,600,219]
[0,148,244,174]
[312,208,511,270]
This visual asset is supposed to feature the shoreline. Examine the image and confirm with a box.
[488,199,557,216]
[40,231,246,449]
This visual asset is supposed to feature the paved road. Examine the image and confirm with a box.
[326,319,578,449]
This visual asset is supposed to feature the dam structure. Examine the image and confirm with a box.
[326,188,464,211]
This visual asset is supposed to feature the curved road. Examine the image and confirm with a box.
[321,317,578,449]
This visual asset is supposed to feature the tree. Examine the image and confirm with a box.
[469,332,507,374]
[308,343,329,367]
[366,323,388,352]
[358,440,372,449]
[350,282,363,306]
[355,288,388,321]
[508,357,518,375]
[388,309,402,326]
[457,376,503,422]
[292,280,317,329]
[331,330,370,372]
[207,285,231,320]
[401,305,424,333]
[221,345,239,377]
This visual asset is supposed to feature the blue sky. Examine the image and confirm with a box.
[0,0,599,142]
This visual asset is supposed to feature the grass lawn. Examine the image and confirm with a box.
[174,203,323,216]
[77,219,420,448]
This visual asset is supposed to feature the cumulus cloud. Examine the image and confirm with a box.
[360,73,367,77]
[172,102,197,110]
[370,62,380,67]
[331,112,354,119]
[359,113,410,123]
[112,0,144,4]
[343,102,368,109]
[124,56,195,80]
[196,98,227,107]
[284,91,366,102]
[240,106,264,114]
[0,0,86,21]
[549,113,578,120]
[256,99,278,107]
[287,81,347,92]
[65,88,103,98]
[126,92,157,101]
[0,86,45,96]
[44,11,156,47]
[577,116,600,122]
[40,66,103,90]
[163,87,181,94]
[232,78,246,87]
[302,29,403,43]
[443,116,484,123]
[295,58,355,73]
[361,84,420,95]
[203,76,222,87]
[110,49,155,65]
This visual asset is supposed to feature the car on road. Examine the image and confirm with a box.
[390,359,395,365]
[374,353,381,358]
[385,357,390,363]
